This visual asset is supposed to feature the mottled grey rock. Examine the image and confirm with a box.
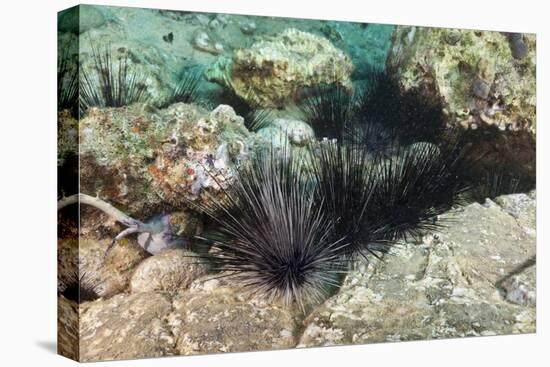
[79,292,175,362]
[299,194,536,347]
[170,277,299,355]
[58,236,149,298]
[130,249,209,293]
[271,118,315,146]
[494,191,536,236]
[57,296,79,360]
[205,28,353,108]
[501,264,536,307]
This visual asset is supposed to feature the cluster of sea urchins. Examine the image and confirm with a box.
[191,70,478,306]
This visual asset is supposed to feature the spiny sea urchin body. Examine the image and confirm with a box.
[363,139,472,244]
[195,151,349,306]
[60,270,101,304]
[300,85,355,141]
[309,141,377,257]
[355,67,447,146]
[80,42,149,111]
[162,66,203,108]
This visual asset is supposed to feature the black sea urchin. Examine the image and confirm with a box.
[57,48,79,115]
[219,90,274,132]
[60,270,101,304]
[469,164,535,203]
[363,140,472,245]
[163,66,203,107]
[355,68,447,146]
[309,141,377,257]
[80,43,149,111]
[194,150,349,306]
[299,84,355,141]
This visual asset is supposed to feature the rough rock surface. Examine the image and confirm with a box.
[57,111,78,167]
[494,191,536,236]
[130,249,209,293]
[298,193,536,347]
[387,27,536,179]
[67,192,535,360]
[388,27,536,135]
[79,292,175,362]
[205,28,354,108]
[58,236,150,298]
[79,103,253,217]
[170,277,300,355]
[57,296,79,360]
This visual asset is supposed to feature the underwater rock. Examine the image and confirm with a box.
[501,265,536,307]
[299,193,536,347]
[205,28,354,108]
[57,111,78,167]
[255,120,316,169]
[57,295,79,360]
[270,118,315,146]
[256,126,289,153]
[494,191,536,236]
[239,20,256,35]
[58,236,150,298]
[192,29,224,55]
[79,292,175,361]
[130,249,209,294]
[79,103,253,218]
[506,33,529,60]
[58,5,107,34]
[170,278,299,355]
[387,26,536,136]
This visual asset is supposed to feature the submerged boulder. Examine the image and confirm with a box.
[79,103,253,218]
[299,193,536,347]
[58,236,150,298]
[170,277,300,355]
[205,28,354,108]
[130,249,209,294]
[387,27,536,135]
[79,292,175,362]
[387,27,536,179]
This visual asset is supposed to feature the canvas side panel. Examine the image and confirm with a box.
[57,5,80,362]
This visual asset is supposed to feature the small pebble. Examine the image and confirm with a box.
[472,78,490,99]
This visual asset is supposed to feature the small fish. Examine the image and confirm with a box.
[163,32,174,44]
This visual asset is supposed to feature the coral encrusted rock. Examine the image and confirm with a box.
[205,28,354,108]
[79,103,253,218]
[387,27,536,136]
[386,26,536,179]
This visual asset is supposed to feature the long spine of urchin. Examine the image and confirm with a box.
[194,150,350,307]
[193,128,475,306]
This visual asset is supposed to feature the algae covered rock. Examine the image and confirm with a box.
[170,277,299,355]
[130,249,209,294]
[299,193,536,347]
[79,103,253,217]
[58,236,150,298]
[79,292,175,361]
[206,28,354,108]
[387,27,536,136]
[57,295,79,360]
